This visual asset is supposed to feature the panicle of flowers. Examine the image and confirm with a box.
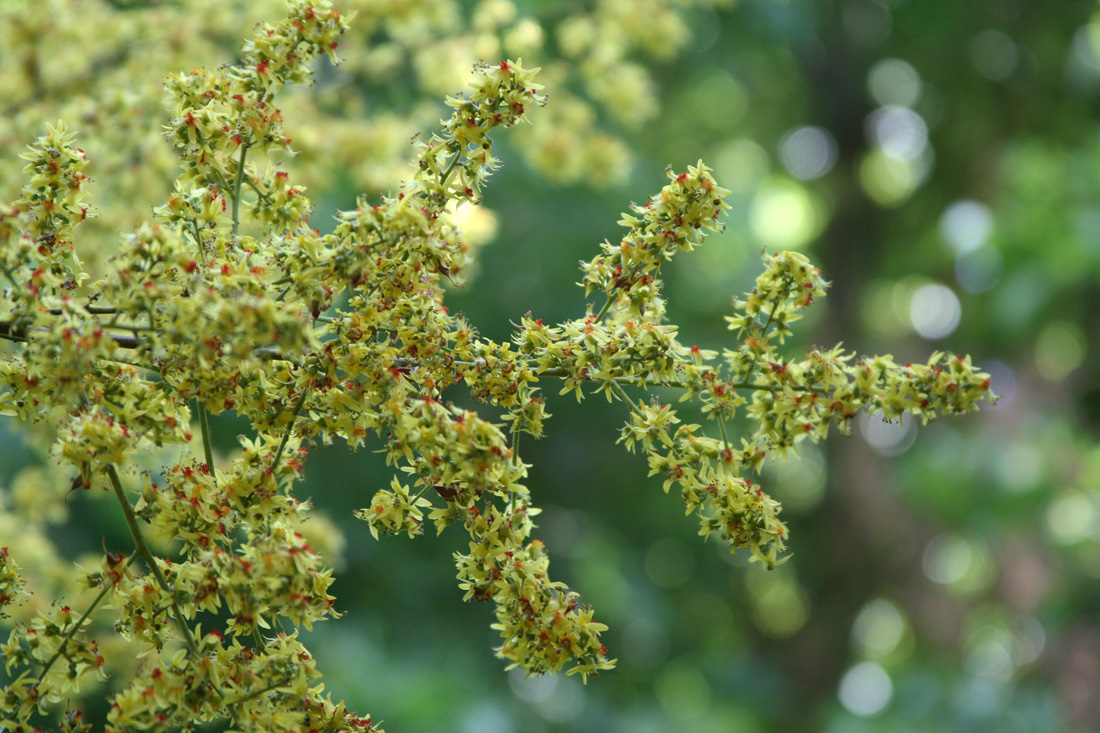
[510,165,728,411]
[725,250,829,349]
[632,411,789,567]
[581,161,731,304]
[9,122,92,302]
[453,504,616,681]
[99,555,175,653]
[0,124,194,482]
[163,1,349,181]
[0,0,732,280]
[134,461,225,554]
[96,1,355,420]
[105,631,381,732]
[166,523,340,636]
[1,601,108,716]
[0,125,108,425]
[513,191,994,570]
[351,371,614,679]
[0,4,384,730]
[296,58,546,313]
[0,547,29,619]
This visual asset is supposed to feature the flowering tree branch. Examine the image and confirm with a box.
[0,1,995,730]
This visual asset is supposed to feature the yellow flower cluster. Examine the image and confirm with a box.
[0,4,385,730]
[0,0,724,285]
[520,196,992,571]
[8,122,90,292]
[581,162,733,302]
[0,547,28,619]
[2,600,108,723]
[104,632,379,732]
[0,1,995,730]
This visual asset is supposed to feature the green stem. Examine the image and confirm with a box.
[507,427,521,515]
[103,356,158,372]
[36,552,138,680]
[253,347,303,366]
[1,263,21,290]
[105,464,202,661]
[0,319,156,348]
[740,279,789,381]
[270,383,311,474]
[440,151,463,191]
[189,219,207,266]
[593,260,647,323]
[609,380,642,415]
[269,236,396,287]
[528,365,810,394]
[232,143,250,239]
[252,626,267,653]
[112,323,159,333]
[226,673,295,707]
[0,314,301,364]
[244,176,273,205]
[717,413,730,451]
[198,402,216,475]
[594,293,616,323]
[46,305,118,316]
[0,322,28,343]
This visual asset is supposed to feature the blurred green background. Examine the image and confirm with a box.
[5,0,1100,731]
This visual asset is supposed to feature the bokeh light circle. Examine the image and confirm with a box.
[779,126,839,181]
[909,283,961,340]
[838,662,893,717]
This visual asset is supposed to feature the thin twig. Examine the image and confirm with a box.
[198,402,216,475]
[105,464,202,661]
[270,383,311,474]
[232,143,250,239]
[36,552,139,680]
